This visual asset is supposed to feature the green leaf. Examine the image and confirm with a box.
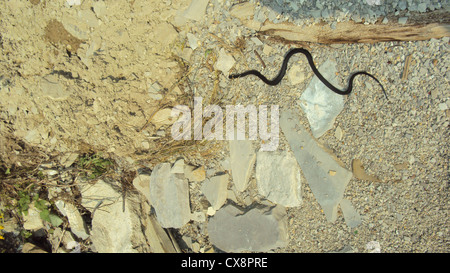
[39,209,51,223]
[5,168,10,175]
[34,199,48,211]
[48,214,63,227]
[39,209,63,227]
[17,192,30,216]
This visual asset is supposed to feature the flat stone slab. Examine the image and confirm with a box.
[207,204,288,252]
[55,200,89,240]
[340,199,362,228]
[280,110,352,222]
[79,180,151,253]
[201,173,229,210]
[229,140,256,192]
[256,150,302,207]
[299,59,344,138]
[149,163,191,228]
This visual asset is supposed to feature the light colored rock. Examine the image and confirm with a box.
[184,165,206,182]
[366,0,381,6]
[142,210,178,253]
[55,200,89,240]
[191,211,206,222]
[201,174,229,210]
[229,140,256,192]
[418,3,427,12]
[256,151,302,207]
[263,44,273,55]
[60,152,79,168]
[179,47,193,62]
[22,242,47,253]
[192,242,200,253]
[398,17,408,25]
[288,64,307,85]
[186,33,199,50]
[220,157,231,170]
[78,9,99,28]
[79,179,119,213]
[40,76,70,100]
[230,2,255,20]
[24,129,41,145]
[153,22,178,45]
[171,158,185,174]
[80,180,138,252]
[438,103,448,111]
[92,1,107,18]
[151,108,177,129]
[207,206,216,216]
[280,110,353,222]
[80,179,175,253]
[132,174,151,203]
[141,141,150,149]
[340,199,362,228]
[207,204,288,252]
[334,126,343,141]
[182,0,210,21]
[148,82,163,101]
[299,60,344,138]
[227,189,238,203]
[66,0,81,6]
[251,37,263,46]
[214,48,235,75]
[23,205,44,231]
[150,163,191,228]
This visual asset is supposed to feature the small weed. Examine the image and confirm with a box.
[17,190,31,216]
[77,153,113,179]
[16,189,63,227]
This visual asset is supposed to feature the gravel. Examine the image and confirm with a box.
[253,0,449,24]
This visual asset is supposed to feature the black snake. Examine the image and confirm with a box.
[229,48,388,99]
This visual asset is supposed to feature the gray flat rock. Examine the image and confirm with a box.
[214,48,236,75]
[280,110,352,222]
[340,199,362,228]
[201,173,229,210]
[182,0,210,21]
[132,174,151,203]
[55,200,89,240]
[79,180,154,252]
[207,204,288,252]
[229,140,256,192]
[299,59,344,138]
[256,150,302,207]
[149,163,191,228]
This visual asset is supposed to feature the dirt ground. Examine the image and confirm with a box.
[0,0,212,171]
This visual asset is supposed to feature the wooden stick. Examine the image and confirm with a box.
[231,3,450,44]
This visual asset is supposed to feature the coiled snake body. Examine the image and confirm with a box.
[229,48,387,99]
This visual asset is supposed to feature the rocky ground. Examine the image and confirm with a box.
[0,0,448,253]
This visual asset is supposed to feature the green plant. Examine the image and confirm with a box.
[16,190,63,227]
[17,190,31,216]
[77,153,113,179]
[33,196,63,227]
[19,229,32,239]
